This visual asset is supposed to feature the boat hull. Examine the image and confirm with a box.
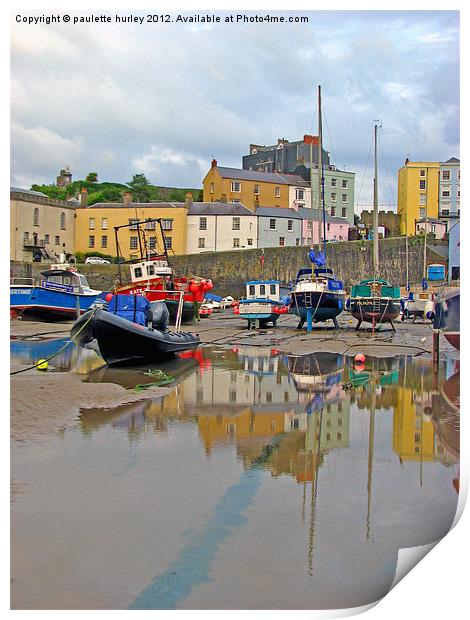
[433,288,460,351]
[349,298,400,326]
[71,308,200,366]
[290,291,344,323]
[238,299,283,327]
[10,285,98,321]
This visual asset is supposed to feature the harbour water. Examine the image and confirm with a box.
[11,342,459,609]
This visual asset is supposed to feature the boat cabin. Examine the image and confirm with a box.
[129,259,173,284]
[351,279,400,299]
[39,269,92,294]
[294,268,343,292]
[245,280,281,302]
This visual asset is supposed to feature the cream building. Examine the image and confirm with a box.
[186,202,258,254]
[10,187,77,262]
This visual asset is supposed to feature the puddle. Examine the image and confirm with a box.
[11,343,459,609]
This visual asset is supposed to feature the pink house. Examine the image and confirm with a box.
[415,218,447,240]
[297,208,351,244]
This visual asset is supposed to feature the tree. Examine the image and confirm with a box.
[86,172,98,183]
[354,213,360,226]
[128,173,151,203]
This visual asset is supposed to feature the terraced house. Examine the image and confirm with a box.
[10,187,77,262]
[202,160,308,211]
[74,192,188,260]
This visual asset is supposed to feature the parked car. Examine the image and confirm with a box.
[220,296,235,309]
[85,256,111,265]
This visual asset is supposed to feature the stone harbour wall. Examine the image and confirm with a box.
[10,237,447,298]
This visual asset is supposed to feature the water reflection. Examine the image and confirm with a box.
[12,342,459,609]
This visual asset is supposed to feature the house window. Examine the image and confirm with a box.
[129,218,139,229]
[231,200,241,204]
[254,184,260,195]
[60,212,66,230]
[342,179,348,189]
[441,209,450,216]
[88,217,96,230]
[198,238,205,248]
[342,194,347,203]
[269,219,276,230]
[442,190,450,198]
[419,194,427,205]
[145,219,156,230]
[331,192,337,202]
[431,224,436,233]
[55,236,60,245]
[331,207,336,216]
[231,181,241,192]
[342,207,347,218]
[33,208,39,226]
[162,219,173,230]
[442,170,450,181]
[419,180,426,190]
[199,217,207,230]
[331,178,337,187]
[297,203,305,208]
[232,217,240,230]
[233,238,240,247]
[307,221,313,230]
[102,218,108,230]
[164,237,172,250]
[24,232,29,240]
[295,188,304,200]
[89,235,95,248]
[149,237,157,250]
[130,236,138,249]
[419,208,426,219]
[279,237,285,246]
[101,235,108,248]
[296,238,300,245]
[420,169,426,177]
[44,234,49,244]
[210,182,214,194]
[275,187,281,198]
[247,238,253,246]
[287,219,293,231]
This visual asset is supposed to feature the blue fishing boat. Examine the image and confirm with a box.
[237,280,287,329]
[10,265,101,321]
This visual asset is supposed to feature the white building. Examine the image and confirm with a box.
[187,202,258,254]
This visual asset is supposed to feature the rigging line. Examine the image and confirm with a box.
[377,131,397,208]
[322,107,338,168]
[355,132,374,209]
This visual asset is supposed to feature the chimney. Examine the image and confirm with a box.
[211,158,217,168]
[185,192,193,208]
[123,191,132,206]
[79,187,88,207]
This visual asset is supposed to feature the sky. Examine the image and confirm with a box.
[10,9,460,208]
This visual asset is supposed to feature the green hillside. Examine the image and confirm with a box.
[31,173,203,206]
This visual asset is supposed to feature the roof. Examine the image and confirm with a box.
[212,166,308,186]
[415,217,446,224]
[10,186,48,197]
[443,157,460,164]
[188,202,254,216]
[83,201,187,209]
[256,207,302,219]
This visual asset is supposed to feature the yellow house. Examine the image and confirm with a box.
[202,159,307,210]
[75,194,188,260]
[392,386,435,461]
[397,161,440,235]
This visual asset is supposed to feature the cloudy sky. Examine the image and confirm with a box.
[11,9,459,208]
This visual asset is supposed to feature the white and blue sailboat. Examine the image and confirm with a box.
[289,85,344,330]
[10,265,101,320]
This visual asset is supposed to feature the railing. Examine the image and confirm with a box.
[23,238,46,248]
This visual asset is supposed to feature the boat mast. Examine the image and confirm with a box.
[423,166,428,287]
[373,122,380,281]
[317,85,324,254]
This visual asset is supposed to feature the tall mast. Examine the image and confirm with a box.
[317,85,323,253]
[423,166,428,286]
[373,122,380,280]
